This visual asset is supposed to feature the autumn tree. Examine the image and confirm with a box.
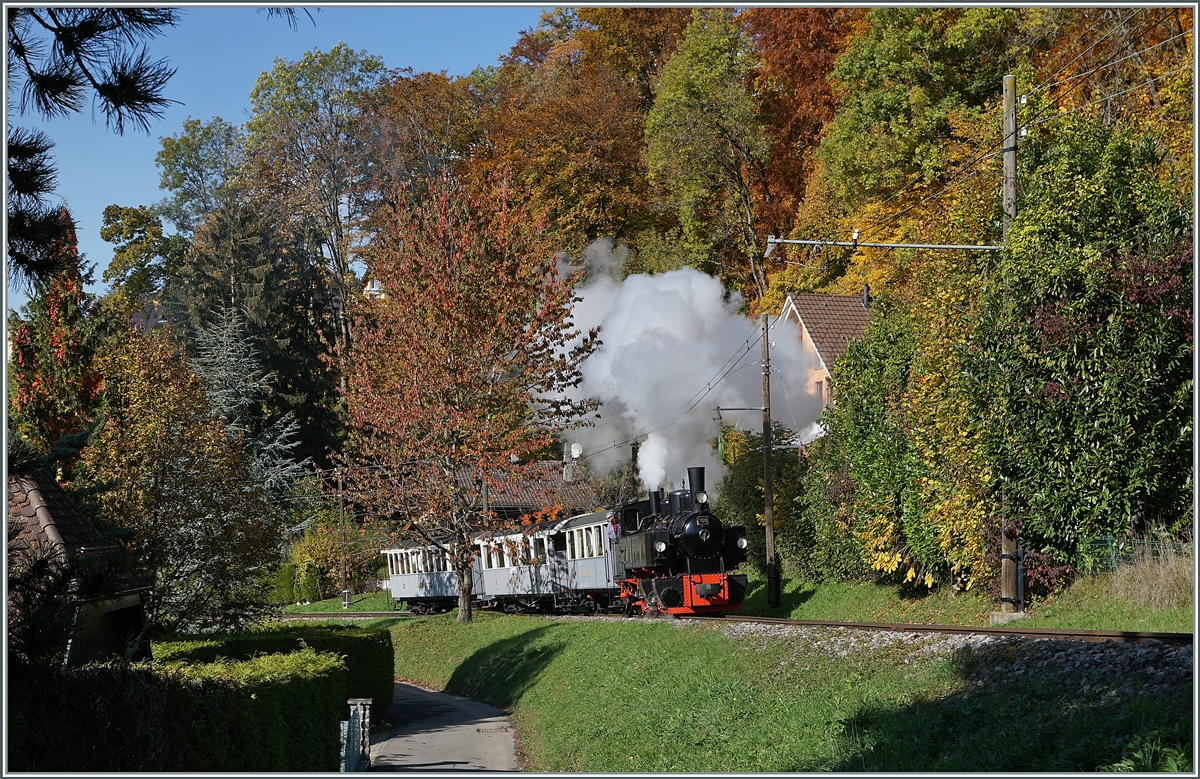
[475,38,651,257]
[77,329,284,632]
[343,173,599,622]
[359,68,481,204]
[574,8,693,109]
[8,210,111,479]
[741,7,864,235]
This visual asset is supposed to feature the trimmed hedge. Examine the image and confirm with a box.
[154,623,394,718]
[8,648,345,772]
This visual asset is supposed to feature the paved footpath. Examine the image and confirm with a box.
[369,682,519,772]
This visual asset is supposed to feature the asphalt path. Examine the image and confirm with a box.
[369,682,519,772]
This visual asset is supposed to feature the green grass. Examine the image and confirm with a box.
[737,568,1193,633]
[280,591,397,613]
[741,569,996,626]
[387,611,1193,772]
[1017,574,1194,633]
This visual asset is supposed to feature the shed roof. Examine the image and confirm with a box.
[781,293,872,371]
[8,471,110,553]
[7,470,149,597]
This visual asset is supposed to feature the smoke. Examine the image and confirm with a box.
[563,239,825,496]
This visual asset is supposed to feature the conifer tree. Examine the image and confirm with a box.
[191,306,307,501]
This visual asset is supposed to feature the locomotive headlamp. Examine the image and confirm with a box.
[695,491,708,505]
[736,536,748,549]
[654,541,667,553]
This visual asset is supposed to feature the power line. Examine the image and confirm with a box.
[1027,64,1193,130]
[1037,28,1192,93]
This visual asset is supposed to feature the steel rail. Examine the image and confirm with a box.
[680,614,1193,646]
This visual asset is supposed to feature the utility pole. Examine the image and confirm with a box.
[1002,74,1018,241]
[760,313,779,608]
[339,466,350,609]
[999,74,1023,619]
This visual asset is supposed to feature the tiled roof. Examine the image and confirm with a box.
[8,470,109,554]
[458,461,601,514]
[7,470,148,596]
[782,293,872,370]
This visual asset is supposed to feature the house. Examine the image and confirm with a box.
[778,286,872,410]
[7,470,152,665]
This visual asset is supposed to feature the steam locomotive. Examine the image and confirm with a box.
[612,466,749,615]
[382,466,750,617]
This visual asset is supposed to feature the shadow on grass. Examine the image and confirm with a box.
[444,625,565,710]
[824,643,1193,772]
[739,575,816,617]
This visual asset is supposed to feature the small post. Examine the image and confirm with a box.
[760,314,779,609]
[339,466,350,610]
[1002,74,1018,241]
[1000,527,1017,613]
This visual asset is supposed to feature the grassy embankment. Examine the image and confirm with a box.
[290,564,1194,634]
[361,608,1190,772]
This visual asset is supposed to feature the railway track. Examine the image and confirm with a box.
[277,610,1192,645]
[681,614,1193,645]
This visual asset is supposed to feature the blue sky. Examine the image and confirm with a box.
[6,5,550,314]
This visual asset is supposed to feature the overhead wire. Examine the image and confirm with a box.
[1026,63,1193,130]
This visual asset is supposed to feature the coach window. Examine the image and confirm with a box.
[567,531,576,559]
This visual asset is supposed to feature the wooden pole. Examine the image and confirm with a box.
[1002,74,1017,241]
[1000,74,1022,615]
[761,314,779,608]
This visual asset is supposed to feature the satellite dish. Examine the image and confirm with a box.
[570,443,583,460]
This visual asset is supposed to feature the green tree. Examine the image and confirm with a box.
[154,116,245,234]
[6,9,179,287]
[191,306,307,500]
[160,194,344,467]
[644,9,770,298]
[817,8,1028,209]
[964,118,1192,560]
[99,204,186,316]
[244,43,386,364]
[712,423,803,575]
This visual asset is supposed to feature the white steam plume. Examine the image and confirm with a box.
[563,239,825,497]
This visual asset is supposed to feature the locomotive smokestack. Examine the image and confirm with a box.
[688,467,707,513]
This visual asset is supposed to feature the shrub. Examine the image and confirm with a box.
[154,623,394,719]
[295,562,324,603]
[269,563,297,605]
[8,649,345,772]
